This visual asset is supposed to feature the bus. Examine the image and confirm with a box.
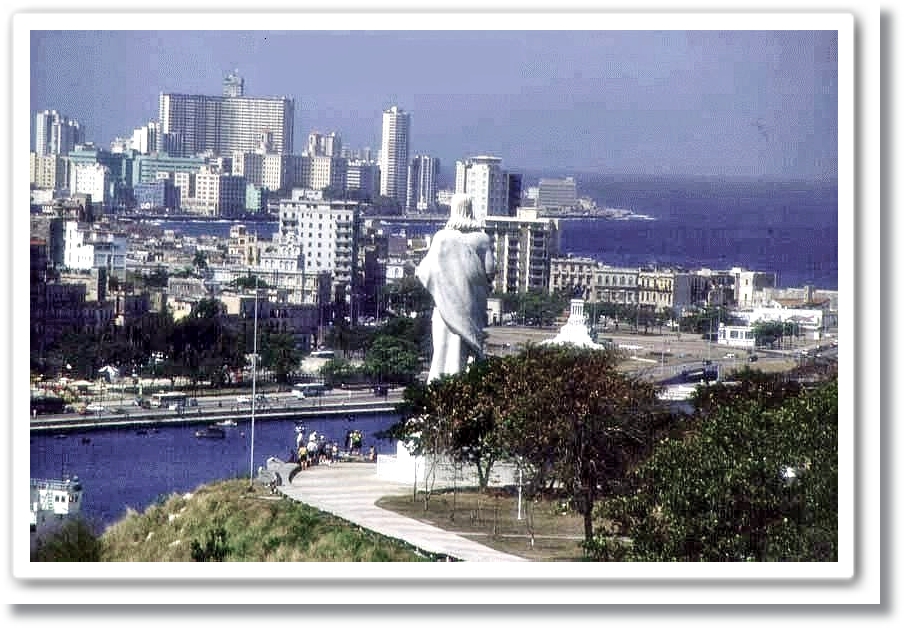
[149,391,188,409]
[292,383,326,399]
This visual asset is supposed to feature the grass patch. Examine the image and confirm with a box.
[100,478,430,562]
[376,487,587,561]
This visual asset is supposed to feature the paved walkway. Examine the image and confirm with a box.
[267,459,527,562]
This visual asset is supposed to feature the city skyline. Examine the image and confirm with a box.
[29,24,838,181]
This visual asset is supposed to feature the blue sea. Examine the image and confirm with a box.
[156,175,838,290]
[31,414,400,534]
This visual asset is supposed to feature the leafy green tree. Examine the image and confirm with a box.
[491,345,666,543]
[363,335,421,385]
[752,320,786,348]
[383,276,433,318]
[588,378,838,561]
[260,331,301,384]
[319,356,365,387]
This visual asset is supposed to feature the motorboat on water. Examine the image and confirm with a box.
[195,426,226,439]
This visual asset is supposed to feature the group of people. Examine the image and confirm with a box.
[293,430,339,469]
[289,428,376,468]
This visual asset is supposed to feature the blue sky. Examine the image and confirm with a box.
[30,29,838,180]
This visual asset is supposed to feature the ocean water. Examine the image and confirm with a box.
[155,176,837,291]
[31,413,400,533]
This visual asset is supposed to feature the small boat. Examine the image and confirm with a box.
[215,419,237,427]
[195,426,226,439]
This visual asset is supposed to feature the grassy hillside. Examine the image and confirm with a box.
[38,479,432,562]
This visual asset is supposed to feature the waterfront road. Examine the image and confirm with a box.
[268,459,527,562]
[30,388,405,433]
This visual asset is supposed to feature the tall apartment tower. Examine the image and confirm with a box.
[455,155,509,222]
[307,131,342,157]
[222,70,245,97]
[35,110,84,156]
[406,155,439,212]
[158,74,294,157]
[379,105,410,205]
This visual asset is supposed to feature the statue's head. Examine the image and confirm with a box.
[446,193,482,231]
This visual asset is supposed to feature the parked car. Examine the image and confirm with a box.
[724,353,736,359]
[748,355,759,362]
[84,403,105,413]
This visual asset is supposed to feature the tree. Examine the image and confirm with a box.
[492,345,666,543]
[588,377,838,561]
[363,335,421,385]
[386,344,670,544]
[230,275,269,291]
[260,331,301,384]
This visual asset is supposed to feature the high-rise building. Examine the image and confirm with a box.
[158,74,294,157]
[277,190,361,301]
[307,131,342,158]
[537,177,577,210]
[34,110,84,156]
[485,209,561,294]
[222,70,245,97]
[346,160,380,201]
[455,155,510,221]
[379,105,410,205]
[406,155,439,212]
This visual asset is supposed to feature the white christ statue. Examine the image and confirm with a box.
[415,194,496,382]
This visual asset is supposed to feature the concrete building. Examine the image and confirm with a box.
[30,152,69,190]
[637,268,709,312]
[455,155,508,221]
[130,122,160,155]
[549,256,639,305]
[484,209,560,294]
[158,75,295,157]
[231,151,264,187]
[133,179,180,212]
[346,160,380,200]
[34,110,84,156]
[406,155,439,212]
[226,224,260,266]
[732,268,778,308]
[222,69,245,97]
[307,131,342,157]
[309,155,347,192]
[181,168,246,217]
[62,221,128,279]
[276,190,362,301]
[132,153,206,186]
[379,105,410,205]
[68,163,111,210]
[536,176,578,210]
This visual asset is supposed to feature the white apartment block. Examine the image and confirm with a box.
[130,122,159,155]
[379,105,410,204]
[63,221,127,278]
[30,152,69,190]
[456,156,507,221]
[182,168,246,216]
[68,163,111,209]
[307,131,342,157]
[407,155,439,212]
[484,209,560,294]
[158,91,294,157]
[732,268,778,307]
[277,191,361,299]
[309,155,347,191]
[35,110,83,156]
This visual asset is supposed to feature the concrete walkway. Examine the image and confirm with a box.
[267,459,527,562]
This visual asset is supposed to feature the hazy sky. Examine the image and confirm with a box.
[30,29,838,180]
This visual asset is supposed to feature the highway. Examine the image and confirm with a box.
[30,387,406,433]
